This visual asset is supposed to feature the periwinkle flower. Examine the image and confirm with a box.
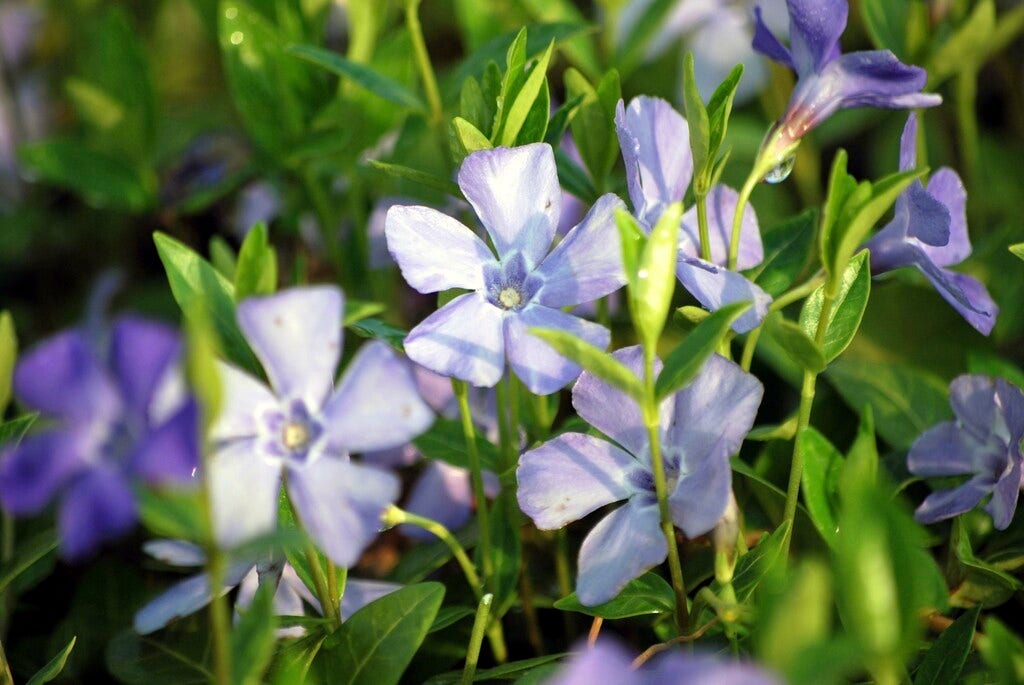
[0,317,199,559]
[908,375,1024,530]
[207,285,433,567]
[546,638,780,685]
[615,96,771,333]
[385,142,626,395]
[865,114,997,335]
[517,346,762,605]
[753,0,941,162]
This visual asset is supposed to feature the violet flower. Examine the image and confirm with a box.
[908,375,1024,530]
[547,638,780,684]
[865,114,997,335]
[517,346,762,605]
[615,96,771,333]
[207,285,433,567]
[0,317,199,559]
[385,143,626,395]
[752,0,941,162]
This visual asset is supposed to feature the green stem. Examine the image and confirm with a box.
[196,423,231,684]
[739,326,762,373]
[741,270,827,373]
[405,0,444,127]
[955,69,979,186]
[326,560,344,620]
[387,506,483,595]
[304,542,340,623]
[727,171,759,271]
[462,594,493,685]
[642,347,690,635]
[695,192,712,261]
[300,169,342,277]
[453,380,493,582]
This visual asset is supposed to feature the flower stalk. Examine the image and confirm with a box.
[453,380,494,583]
[462,593,493,685]
[404,0,444,128]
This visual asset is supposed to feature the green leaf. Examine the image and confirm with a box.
[799,250,871,362]
[65,78,124,130]
[514,76,550,145]
[137,487,207,543]
[425,655,567,684]
[231,582,278,685]
[485,492,523,610]
[681,52,710,184]
[428,605,475,634]
[756,560,832,676]
[655,301,751,400]
[615,209,646,293]
[27,637,77,685]
[0,310,15,414]
[913,606,979,685]
[543,92,585,147]
[798,428,844,546]
[343,300,387,327]
[459,76,492,135]
[632,202,682,347]
[287,43,426,110]
[564,68,619,187]
[767,314,826,374]
[841,406,878,504]
[1010,242,1024,261]
[153,231,260,375]
[611,0,676,77]
[323,582,444,685]
[526,328,643,402]
[555,149,598,202]
[413,418,500,475]
[234,222,278,300]
[497,41,554,147]
[0,527,58,594]
[706,64,744,163]
[928,1,996,85]
[732,520,791,601]
[209,236,238,280]
[950,517,1021,608]
[979,617,1024,685]
[367,160,463,197]
[18,139,153,211]
[105,629,210,685]
[860,0,910,59]
[749,210,817,298]
[0,413,36,446]
[451,116,493,161]
[553,572,674,619]
[825,358,951,449]
[966,351,1024,389]
[349,317,408,351]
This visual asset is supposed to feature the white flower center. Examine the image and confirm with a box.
[498,287,522,309]
[282,421,311,451]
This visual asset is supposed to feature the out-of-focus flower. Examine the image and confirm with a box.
[517,346,762,605]
[386,143,626,395]
[908,375,1024,530]
[207,286,432,567]
[865,114,997,335]
[615,96,771,333]
[232,181,282,239]
[0,318,199,558]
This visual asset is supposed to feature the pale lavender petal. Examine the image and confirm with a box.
[615,97,692,227]
[209,362,277,442]
[576,498,666,606]
[914,256,997,336]
[457,144,560,267]
[134,562,251,634]
[506,305,610,395]
[680,185,763,269]
[404,293,506,388]
[688,6,769,103]
[143,539,206,567]
[385,205,492,292]
[752,6,794,69]
[668,457,732,538]
[0,432,84,514]
[676,258,772,333]
[341,578,401,619]
[786,0,847,74]
[997,379,1024,447]
[402,461,473,540]
[517,433,638,530]
[236,286,343,406]
[549,640,639,685]
[650,653,782,685]
[919,168,970,266]
[209,439,281,549]
[129,399,200,485]
[907,422,984,477]
[986,459,1022,530]
[536,193,627,308]
[898,112,919,172]
[915,475,993,525]
[110,316,181,417]
[58,467,137,559]
[321,341,433,454]
[571,345,654,458]
[286,459,399,567]
[363,444,420,469]
[234,564,307,638]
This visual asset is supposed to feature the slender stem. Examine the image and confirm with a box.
[597,296,610,329]
[196,425,231,684]
[405,0,444,127]
[955,70,979,186]
[454,380,494,582]
[507,377,521,464]
[327,560,343,620]
[642,348,690,634]
[462,594,493,685]
[304,542,340,623]
[587,617,603,647]
[388,506,483,595]
[517,562,545,655]
[554,528,576,638]
[727,171,759,271]
[740,326,762,373]
[300,169,342,277]
[695,193,712,261]
[742,270,827,372]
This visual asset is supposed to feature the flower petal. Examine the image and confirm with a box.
[129,398,200,485]
[404,293,506,388]
[321,341,433,454]
[675,258,772,333]
[572,345,654,458]
[550,640,639,685]
[401,461,473,540]
[518,433,638,530]
[902,181,951,248]
[786,0,847,74]
[913,255,998,335]
[58,467,137,559]
[209,362,277,443]
[236,286,343,406]
[208,439,281,549]
[986,459,1022,530]
[997,379,1024,447]
[948,375,999,442]
[506,306,610,395]
[669,456,732,538]
[143,539,206,567]
[385,205,492,293]
[0,431,84,514]
[915,475,993,525]
[827,50,940,112]
[752,6,794,69]
[536,193,628,308]
[134,562,251,634]
[110,316,182,417]
[680,184,763,269]
[457,143,560,268]
[576,498,666,606]
[341,579,401,619]
[907,421,985,477]
[286,459,399,567]
[920,168,970,267]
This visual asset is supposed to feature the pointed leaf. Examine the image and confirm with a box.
[231,582,278,685]
[655,301,751,400]
[527,328,643,402]
[234,222,278,300]
[799,250,871,363]
[553,572,674,619]
[287,43,426,111]
[26,637,77,685]
[914,606,980,685]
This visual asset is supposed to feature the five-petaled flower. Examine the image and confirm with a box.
[0,317,199,559]
[753,0,941,163]
[865,114,997,335]
[385,142,626,395]
[517,346,762,605]
[616,95,772,333]
[908,375,1024,530]
[207,285,433,568]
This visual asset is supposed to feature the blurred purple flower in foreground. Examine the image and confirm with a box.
[616,96,771,333]
[753,0,941,160]
[546,638,780,684]
[0,318,199,558]
[517,346,762,605]
[865,114,997,335]
[386,143,626,395]
[207,286,432,567]
[909,375,1024,530]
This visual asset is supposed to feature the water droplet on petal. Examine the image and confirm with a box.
[764,154,796,184]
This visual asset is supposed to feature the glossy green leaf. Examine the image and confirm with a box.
[554,572,674,619]
[950,517,1021,608]
[231,582,278,685]
[497,41,553,146]
[0,311,16,414]
[19,139,153,211]
[413,418,500,478]
[913,605,979,685]
[732,520,791,601]
[655,301,751,400]
[799,250,871,362]
[527,327,644,402]
[234,222,278,300]
[105,629,210,685]
[1010,242,1024,261]
[343,300,387,326]
[798,428,843,546]
[706,64,743,162]
[633,202,682,347]
[27,637,77,685]
[287,43,426,110]
[768,314,826,374]
[681,52,710,183]
[750,210,817,298]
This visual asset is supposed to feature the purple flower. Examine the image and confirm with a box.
[865,114,997,335]
[207,286,433,567]
[615,96,772,333]
[547,638,780,684]
[385,143,626,395]
[753,0,941,155]
[0,317,199,559]
[908,375,1024,530]
[517,346,762,605]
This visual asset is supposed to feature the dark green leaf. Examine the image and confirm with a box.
[485,491,523,611]
[966,351,1024,390]
[26,637,76,685]
[0,528,59,594]
[0,413,36,446]
[799,250,871,362]
[655,301,751,400]
[367,160,462,197]
[19,139,153,211]
[460,76,492,135]
[231,582,278,685]
[706,64,743,162]
[750,210,817,298]
[414,418,500,475]
[526,328,643,402]
[732,520,791,601]
[287,43,426,110]
[767,314,826,374]
[553,572,674,619]
[564,68,619,188]
[798,428,843,546]
[137,487,207,543]
[105,630,210,685]
[978,617,1024,685]
[543,93,585,147]
[950,517,1021,608]
[348,317,408,350]
[914,606,979,685]
[682,52,710,182]
[425,655,566,684]
[428,606,475,633]
[554,149,598,202]
[234,222,278,300]
[611,0,675,77]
